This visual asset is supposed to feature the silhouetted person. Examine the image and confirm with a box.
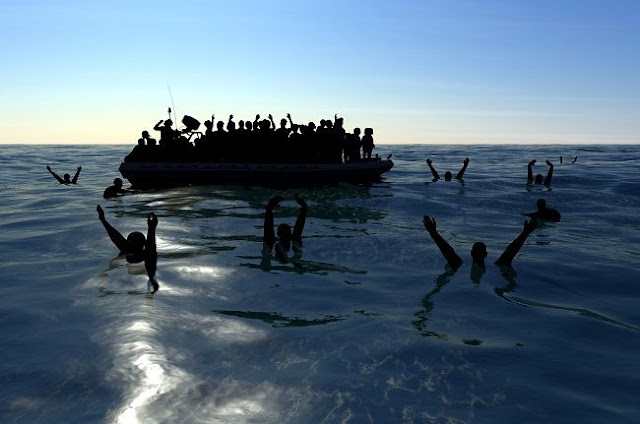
[524,198,561,222]
[97,205,158,292]
[103,177,137,199]
[138,130,156,147]
[47,165,81,185]
[361,127,374,159]
[426,158,469,181]
[423,215,536,270]
[153,119,177,146]
[527,159,553,186]
[263,194,308,263]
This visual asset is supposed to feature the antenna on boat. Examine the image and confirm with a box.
[167,84,177,125]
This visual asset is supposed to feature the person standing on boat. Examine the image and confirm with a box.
[96,205,159,292]
[153,119,177,146]
[361,128,375,160]
[47,165,82,185]
[263,195,308,264]
[425,158,469,181]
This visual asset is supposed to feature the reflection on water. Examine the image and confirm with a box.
[213,310,345,328]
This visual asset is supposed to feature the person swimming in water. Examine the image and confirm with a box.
[103,178,138,199]
[97,205,158,292]
[47,165,82,185]
[527,159,553,186]
[263,194,308,264]
[425,158,469,182]
[524,198,561,222]
[423,215,536,271]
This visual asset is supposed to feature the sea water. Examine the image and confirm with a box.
[1,144,639,424]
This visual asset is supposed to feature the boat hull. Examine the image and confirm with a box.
[119,160,394,188]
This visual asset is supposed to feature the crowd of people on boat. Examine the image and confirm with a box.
[124,113,377,164]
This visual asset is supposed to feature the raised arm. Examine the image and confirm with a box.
[254,114,260,129]
[423,216,463,269]
[494,219,536,268]
[46,166,65,184]
[286,113,294,127]
[71,166,82,184]
[153,120,163,131]
[292,194,308,245]
[527,160,536,183]
[268,114,276,129]
[455,158,469,180]
[145,213,158,291]
[425,158,440,180]
[263,195,282,249]
[544,160,554,186]
[97,204,129,253]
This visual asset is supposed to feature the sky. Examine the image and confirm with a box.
[1,0,639,144]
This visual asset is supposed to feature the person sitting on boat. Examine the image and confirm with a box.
[97,205,158,292]
[527,159,553,186]
[425,158,469,181]
[103,177,138,199]
[263,194,308,264]
[524,198,561,222]
[47,165,81,185]
[423,215,537,272]
[138,130,156,147]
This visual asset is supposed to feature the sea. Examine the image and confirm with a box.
[1,144,639,424]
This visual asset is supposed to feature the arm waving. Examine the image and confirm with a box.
[97,205,129,253]
[145,213,158,291]
[425,158,440,180]
[293,194,308,245]
[71,166,82,184]
[494,219,536,268]
[544,160,554,186]
[47,166,65,184]
[455,158,469,180]
[527,160,536,183]
[423,216,463,269]
[264,195,282,249]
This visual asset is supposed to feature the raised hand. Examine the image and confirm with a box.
[545,160,553,167]
[423,215,437,233]
[528,159,537,166]
[523,218,537,235]
[426,158,432,166]
[267,195,283,210]
[294,194,307,207]
[147,212,158,229]
[463,158,469,165]
[97,204,105,221]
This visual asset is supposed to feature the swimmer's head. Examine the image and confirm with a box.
[113,178,123,188]
[127,231,146,252]
[537,198,547,209]
[444,171,452,181]
[471,242,487,263]
[535,174,543,184]
[277,223,292,241]
[63,173,71,182]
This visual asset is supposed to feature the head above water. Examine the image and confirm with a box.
[127,231,146,253]
[537,198,547,209]
[535,174,543,184]
[113,178,123,188]
[277,223,292,241]
[471,242,487,265]
[444,171,452,181]
[63,173,71,183]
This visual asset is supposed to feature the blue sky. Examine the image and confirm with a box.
[1,0,638,144]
